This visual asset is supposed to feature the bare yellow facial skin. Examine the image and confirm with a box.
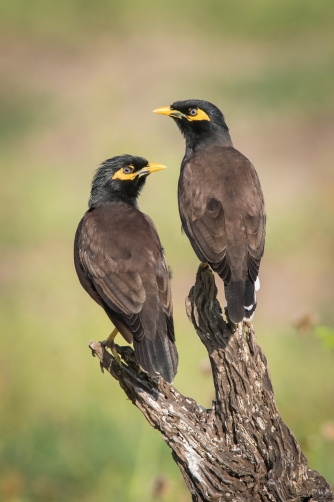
[112,164,137,181]
[153,106,210,122]
[112,162,166,181]
[187,108,210,122]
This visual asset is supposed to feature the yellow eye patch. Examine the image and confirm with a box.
[112,162,166,181]
[112,165,136,180]
[186,108,210,122]
[153,106,210,122]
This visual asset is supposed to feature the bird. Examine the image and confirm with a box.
[74,154,178,383]
[154,100,266,327]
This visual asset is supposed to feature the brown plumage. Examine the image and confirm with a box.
[154,100,266,324]
[74,155,178,383]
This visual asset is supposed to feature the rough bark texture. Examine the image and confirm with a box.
[89,264,334,502]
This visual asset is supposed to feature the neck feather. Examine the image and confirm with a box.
[88,186,140,209]
[185,128,233,152]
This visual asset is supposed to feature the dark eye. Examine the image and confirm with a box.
[189,108,197,116]
[123,166,133,174]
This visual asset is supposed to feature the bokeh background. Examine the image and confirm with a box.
[1,1,334,500]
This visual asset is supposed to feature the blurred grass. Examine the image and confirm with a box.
[1,0,334,42]
[0,1,334,500]
[315,326,334,351]
[211,58,334,117]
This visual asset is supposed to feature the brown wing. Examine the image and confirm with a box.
[179,146,265,285]
[76,210,149,343]
[155,252,175,342]
[184,197,231,282]
[243,212,266,282]
[75,206,177,381]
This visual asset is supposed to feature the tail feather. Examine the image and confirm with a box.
[244,278,257,320]
[244,278,255,307]
[134,334,178,384]
[133,337,152,374]
[225,278,259,323]
[224,280,246,323]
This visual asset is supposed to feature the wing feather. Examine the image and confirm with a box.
[243,213,266,281]
[186,198,231,282]
[156,255,175,343]
[75,207,178,382]
[77,215,147,340]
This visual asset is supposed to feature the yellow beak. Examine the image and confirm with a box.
[153,106,185,119]
[147,162,166,173]
[153,106,173,116]
[137,162,166,178]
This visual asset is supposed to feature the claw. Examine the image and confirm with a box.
[99,327,123,365]
[99,339,122,366]
[110,345,122,366]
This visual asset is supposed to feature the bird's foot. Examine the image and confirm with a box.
[110,344,122,365]
[99,327,122,365]
[100,338,122,366]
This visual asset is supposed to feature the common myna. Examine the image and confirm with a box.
[154,100,266,325]
[74,155,178,383]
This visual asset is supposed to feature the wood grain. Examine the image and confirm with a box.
[89,264,334,502]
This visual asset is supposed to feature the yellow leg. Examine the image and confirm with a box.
[106,327,118,346]
[102,328,122,364]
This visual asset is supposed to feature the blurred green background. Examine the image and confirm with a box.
[1,1,334,500]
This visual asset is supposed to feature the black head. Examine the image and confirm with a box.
[154,99,232,150]
[88,154,166,208]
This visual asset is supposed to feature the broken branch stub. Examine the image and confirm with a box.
[89,264,334,502]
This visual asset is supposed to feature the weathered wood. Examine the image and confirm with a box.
[89,264,334,502]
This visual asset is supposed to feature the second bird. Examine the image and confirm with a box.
[74,155,178,383]
[154,100,266,325]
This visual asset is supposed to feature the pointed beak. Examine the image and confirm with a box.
[153,106,185,119]
[137,162,166,178]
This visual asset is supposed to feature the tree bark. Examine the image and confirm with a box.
[89,264,334,502]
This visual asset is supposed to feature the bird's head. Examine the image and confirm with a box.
[154,99,232,150]
[88,154,166,208]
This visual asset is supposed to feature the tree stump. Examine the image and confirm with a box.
[89,264,334,502]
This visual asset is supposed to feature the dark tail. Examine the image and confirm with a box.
[134,332,178,384]
[224,278,257,323]
[243,278,257,320]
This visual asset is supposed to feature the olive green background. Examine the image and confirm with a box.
[1,1,334,500]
